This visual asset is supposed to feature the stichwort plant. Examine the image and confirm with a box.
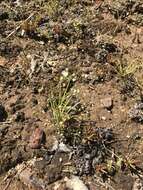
[48,73,79,131]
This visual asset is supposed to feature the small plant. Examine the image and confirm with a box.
[48,73,79,132]
[104,148,142,176]
[123,156,141,174]
[46,0,60,17]
[114,58,139,78]
[21,14,41,34]
[111,57,142,95]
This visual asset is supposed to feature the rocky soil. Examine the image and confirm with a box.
[0,0,143,190]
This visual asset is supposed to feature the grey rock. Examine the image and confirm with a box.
[129,102,143,122]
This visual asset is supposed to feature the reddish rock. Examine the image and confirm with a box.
[29,128,45,149]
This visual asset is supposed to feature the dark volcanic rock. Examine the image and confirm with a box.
[15,112,25,122]
[0,104,8,122]
[0,11,8,20]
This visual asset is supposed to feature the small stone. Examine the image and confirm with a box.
[129,102,143,122]
[0,11,8,20]
[58,142,71,153]
[45,165,62,184]
[29,128,45,149]
[100,97,113,110]
[87,181,100,190]
[101,116,106,120]
[132,178,143,190]
[65,176,88,190]
[51,139,71,153]
[10,103,25,114]
[95,50,108,63]
[53,181,66,190]
[18,167,46,189]
[104,129,113,141]
[0,104,8,122]
[59,158,63,162]
[15,112,25,122]
[18,168,33,186]
[31,98,38,106]
[98,42,117,53]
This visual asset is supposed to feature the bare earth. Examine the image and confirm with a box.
[0,0,143,190]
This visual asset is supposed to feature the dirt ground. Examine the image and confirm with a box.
[0,0,143,190]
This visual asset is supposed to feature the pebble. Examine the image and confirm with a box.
[51,139,71,153]
[95,50,108,63]
[65,175,88,190]
[29,128,45,149]
[100,97,113,110]
[58,142,71,153]
[18,168,46,189]
[53,181,67,190]
[0,104,7,122]
[129,102,143,122]
[132,178,143,190]
[18,168,33,187]
[15,111,25,122]
[87,181,100,190]
[101,116,106,120]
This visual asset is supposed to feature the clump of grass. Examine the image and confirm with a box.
[49,80,72,128]
[114,58,139,78]
[48,73,79,132]
[111,57,142,95]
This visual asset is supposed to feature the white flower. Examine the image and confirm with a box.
[61,68,69,78]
